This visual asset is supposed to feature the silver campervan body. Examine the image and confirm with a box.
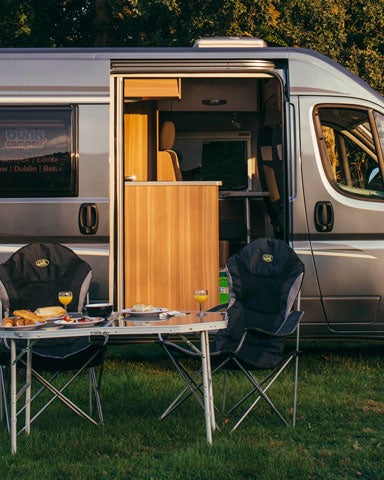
[2,40,384,338]
[0,49,116,302]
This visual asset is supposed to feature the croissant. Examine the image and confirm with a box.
[2,317,14,327]
[13,310,43,323]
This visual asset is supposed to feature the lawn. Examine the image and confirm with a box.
[0,341,383,479]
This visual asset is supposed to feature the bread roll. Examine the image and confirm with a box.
[131,303,154,312]
[34,306,66,319]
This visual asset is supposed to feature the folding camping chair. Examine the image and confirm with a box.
[0,242,107,433]
[158,237,304,431]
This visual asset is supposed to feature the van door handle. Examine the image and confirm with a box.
[314,201,334,232]
[79,203,99,235]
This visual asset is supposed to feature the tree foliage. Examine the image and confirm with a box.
[0,0,384,94]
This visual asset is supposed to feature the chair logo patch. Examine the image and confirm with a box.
[36,259,49,267]
[262,254,273,263]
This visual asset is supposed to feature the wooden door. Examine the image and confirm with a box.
[124,183,220,311]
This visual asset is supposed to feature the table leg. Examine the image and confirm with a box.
[10,339,17,454]
[25,340,32,434]
[202,330,216,431]
[200,331,213,445]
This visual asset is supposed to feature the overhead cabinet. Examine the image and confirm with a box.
[124,78,181,100]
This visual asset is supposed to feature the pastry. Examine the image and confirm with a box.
[13,309,43,323]
[131,303,154,312]
[34,306,67,319]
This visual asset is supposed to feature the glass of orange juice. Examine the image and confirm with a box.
[194,289,208,316]
[58,291,73,312]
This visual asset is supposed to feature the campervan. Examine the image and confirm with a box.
[1,37,384,339]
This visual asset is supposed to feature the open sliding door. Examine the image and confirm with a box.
[110,73,220,311]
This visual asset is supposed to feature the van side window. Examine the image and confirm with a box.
[315,106,384,198]
[374,112,384,160]
[0,107,77,197]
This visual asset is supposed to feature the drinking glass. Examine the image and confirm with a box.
[58,291,73,312]
[194,289,208,317]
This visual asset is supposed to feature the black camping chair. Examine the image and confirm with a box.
[158,238,304,431]
[0,242,107,433]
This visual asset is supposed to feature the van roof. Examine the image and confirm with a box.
[0,44,381,105]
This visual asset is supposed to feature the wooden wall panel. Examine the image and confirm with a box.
[124,102,156,181]
[124,184,219,311]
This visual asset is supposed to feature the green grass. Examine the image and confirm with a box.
[1,341,384,479]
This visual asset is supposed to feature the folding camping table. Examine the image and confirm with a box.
[0,311,227,454]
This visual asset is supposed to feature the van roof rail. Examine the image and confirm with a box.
[193,37,268,48]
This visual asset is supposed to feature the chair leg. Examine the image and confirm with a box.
[221,369,228,414]
[292,353,299,427]
[226,366,279,415]
[89,366,104,423]
[25,368,99,428]
[159,347,205,419]
[17,353,103,429]
[231,369,288,432]
[0,366,10,432]
[229,355,296,432]
[0,366,4,421]
[159,344,231,425]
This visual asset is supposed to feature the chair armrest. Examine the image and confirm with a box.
[246,310,304,339]
[208,303,228,312]
[157,333,201,357]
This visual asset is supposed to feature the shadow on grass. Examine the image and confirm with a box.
[298,339,384,357]
[105,339,384,363]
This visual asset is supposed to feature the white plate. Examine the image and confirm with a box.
[1,321,47,331]
[126,318,169,323]
[121,308,168,317]
[54,317,104,328]
[44,315,66,324]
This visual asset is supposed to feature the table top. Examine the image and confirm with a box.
[0,311,227,340]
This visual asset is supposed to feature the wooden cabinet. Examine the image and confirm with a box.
[124,101,156,181]
[124,182,220,311]
[124,78,181,100]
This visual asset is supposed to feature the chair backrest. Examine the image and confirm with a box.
[213,238,304,367]
[0,242,92,315]
[157,121,183,181]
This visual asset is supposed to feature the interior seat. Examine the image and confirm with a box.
[157,121,183,181]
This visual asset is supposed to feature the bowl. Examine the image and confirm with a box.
[85,303,113,318]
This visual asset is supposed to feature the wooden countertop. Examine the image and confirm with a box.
[124,181,222,186]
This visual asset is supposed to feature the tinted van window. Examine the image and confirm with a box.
[0,107,77,197]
